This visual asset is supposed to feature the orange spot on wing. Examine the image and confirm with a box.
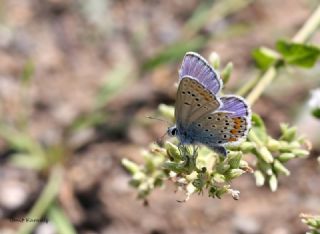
[230,129,238,134]
[234,123,242,130]
[228,137,237,142]
[233,117,245,128]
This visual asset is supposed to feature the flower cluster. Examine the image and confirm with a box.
[122,103,310,200]
[301,214,320,234]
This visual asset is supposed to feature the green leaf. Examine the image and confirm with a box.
[254,170,265,186]
[10,153,47,170]
[276,40,320,68]
[269,174,278,192]
[70,112,106,131]
[122,158,140,175]
[227,151,242,169]
[21,60,35,86]
[279,124,297,142]
[165,141,181,162]
[95,64,133,109]
[17,167,63,234]
[182,1,214,35]
[251,113,267,142]
[312,108,320,119]
[278,153,295,162]
[221,62,233,84]
[225,169,245,180]
[0,124,45,158]
[273,159,290,176]
[252,47,280,70]
[142,36,207,71]
[48,203,77,234]
[213,173,226,183]
[257,146,274,163]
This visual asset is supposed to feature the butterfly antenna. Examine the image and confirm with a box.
[146,116,172,126]
[156,131,168,146]
[146,116,172,146]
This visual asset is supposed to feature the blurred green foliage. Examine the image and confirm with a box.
[142,0,256,71]
[0,62,76,234]
[252,47,281,71]
[276,40,320,68]
[301,214,320,234]
[0,1,319,233]
[312,108,320,118]
[142,36,206,71]
[20,60,35,86]
[253,40,320,71]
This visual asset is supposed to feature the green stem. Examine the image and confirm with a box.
[47,203,77,234]
[293,4,320,42]
[236,74,260,96]
[245,4,320,105]
[17,166,64,234]
[246,67,276,105]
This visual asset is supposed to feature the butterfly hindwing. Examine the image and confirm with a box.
[219,95,250,118]
[175,76,221,128]
[189,112,249,146]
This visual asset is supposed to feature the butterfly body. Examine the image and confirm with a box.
[169,52,251,156]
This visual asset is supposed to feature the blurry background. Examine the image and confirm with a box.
[0,0,320,233]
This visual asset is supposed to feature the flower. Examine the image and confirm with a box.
[308,88,320,118]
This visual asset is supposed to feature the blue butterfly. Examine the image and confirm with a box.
[167,52,251,156]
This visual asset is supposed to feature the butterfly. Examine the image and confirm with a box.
[167,52,251,157]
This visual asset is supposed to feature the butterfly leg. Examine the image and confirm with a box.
[192,145,199,157]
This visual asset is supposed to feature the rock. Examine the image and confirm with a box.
[35,222,56,234]
[233,214,261,234]
[0,181,28,210]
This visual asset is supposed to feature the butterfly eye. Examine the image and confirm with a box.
[168,127,177,136]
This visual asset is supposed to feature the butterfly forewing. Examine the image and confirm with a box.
[175,76,221,128]
[179,52,222,94]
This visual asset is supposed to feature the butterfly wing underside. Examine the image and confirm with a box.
[181,95,250,156]
[179,52,222,94]
[175,76,221,129]
[173,52,251,156]
[189,112,249,146]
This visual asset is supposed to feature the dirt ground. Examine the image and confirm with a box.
[0,0,320,233]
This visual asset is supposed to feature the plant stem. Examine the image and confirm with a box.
[47,203,77,234]
[293,4,320,42]
[17,166,64,234]
[246,67,276,105]
[245,4,320,106]
[236,74,260,96]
